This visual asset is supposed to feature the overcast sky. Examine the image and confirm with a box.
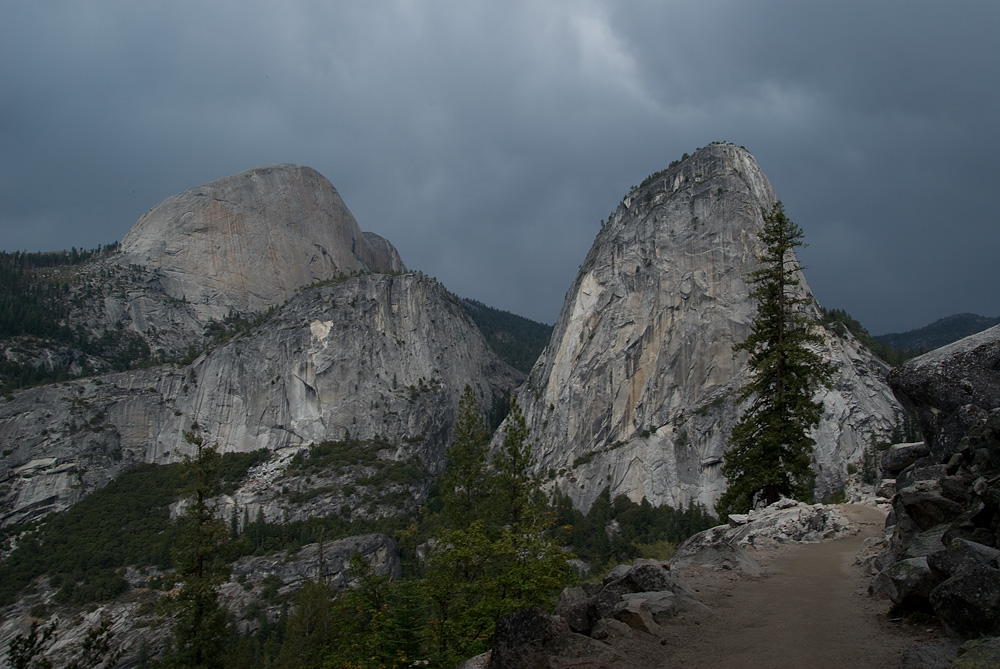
[1,1,997,335]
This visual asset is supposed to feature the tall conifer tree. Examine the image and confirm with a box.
[439,385,491,529]
[717,202,833,517]
[160,433,230,669]
[424,394,569,664]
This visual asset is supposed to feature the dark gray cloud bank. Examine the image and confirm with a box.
[2,1,997,335]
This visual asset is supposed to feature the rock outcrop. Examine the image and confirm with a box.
[872,325,1000,639]
[486,559,707,669]
[0,162,525,665]
[221,533,400,633]
[0,272,521,526]
[671,498,854,575]
[118,164,404,322]
[0,534,398,668]
[501,142,901,511]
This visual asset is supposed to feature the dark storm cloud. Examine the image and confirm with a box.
[2,1,997,334]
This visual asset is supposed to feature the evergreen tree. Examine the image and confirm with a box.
[159,433,231,669]
[379,578,428,666]
[423,521,497,661]
[490,397,546,530]
[717,202,834,517]
[321,554,392,668]
[424,396,569,664]
[439,385,492,529]
[276,577,338,669]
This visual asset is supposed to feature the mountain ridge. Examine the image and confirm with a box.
[875,312,1000,355]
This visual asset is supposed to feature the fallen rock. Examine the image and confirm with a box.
[673,499,853,577]
[542,631,627,665]
[888,324,1000,461]
[872,556,940,608]
[621,562,673,593]
[876,479,897,499]
[929,564,1000,639]
[897,525,948,561]
[551,558,709,644]
[671,534,761,576]
[589,618,633,642]
[927,539,1000,579]
[554,587,592,634]
[602,564,633,583]
[488,608,570,669]
[897,465,948,493]
[612,597,660,635]
[953,637,1000,668]
[882,442,930,478]
[622,589,711,623]
[898,638,960,669]
[727,513,750,526]
[875,325,1000,639]
[456,651,491,669]
[487,608,626,669]
[592,561,681,621]
[898,487,966,531]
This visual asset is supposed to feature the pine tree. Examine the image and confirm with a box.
[424,395,569,664]
[276,577,338,669]
[490,397,546,530]
[439,385,491,529]
[159,433,231,669]
[717,202,834,517]
[379,578,428,666]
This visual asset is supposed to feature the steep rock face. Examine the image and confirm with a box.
[872,325,1000,638]
[505,143,901,511]
[118,164,404,322]
[0,273,521,526]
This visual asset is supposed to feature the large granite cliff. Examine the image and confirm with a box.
[502,142,902,511]
[1,165,409,377]
[0,272,521,527]
[0,167,520,527]
[118,164,404,322]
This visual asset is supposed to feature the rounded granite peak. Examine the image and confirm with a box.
[118,164,405,321]
[503,141,900,512]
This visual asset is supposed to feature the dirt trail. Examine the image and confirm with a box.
[616,505,943,668]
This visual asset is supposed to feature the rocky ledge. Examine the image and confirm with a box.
[872,325,1000,644]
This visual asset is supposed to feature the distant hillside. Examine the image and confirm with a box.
[0,244,156,393]
[819,307,906,366]
[460,298,553,374]
[875,313,1000,356]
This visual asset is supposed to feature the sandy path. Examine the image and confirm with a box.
[612,505,943,668]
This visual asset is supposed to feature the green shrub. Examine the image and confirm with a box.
[636,539,676,561]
